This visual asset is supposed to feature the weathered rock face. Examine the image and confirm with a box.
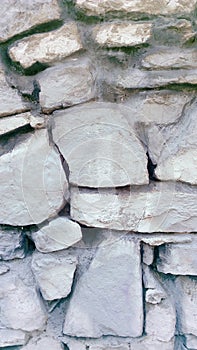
[21,336,64,350]
[0,226,26,260]
[0,112,42,136]
[0,329,28,347]
[9,23,83,69]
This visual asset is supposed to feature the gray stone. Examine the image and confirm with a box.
[63,237,143,337]
[0,0,61,42]
[93,22,152,47]
[9,23,83,69]
[21,336,64,350]
[37,59,95,113]
[52,102,148,187]
[32,250,77,300]
[31,217,82,253]
[0,129,68,225]
[0,227,26,260]
[71,182,197,232]
[0,329,28,347]
[185,334,197,349]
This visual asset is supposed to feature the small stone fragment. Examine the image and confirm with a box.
[32,250,77,300]
[140,234,192,246]
[143,265,166,304]
[0,112,38,136]
[0,264,10,275]
[185,334,197,349]
[93,22,152,47]
[21,336,64,350]
[142,244,154,265]
[9,23,83,69]
[0,226,26,260]
[31,217,82,253]
[0,329,28,347]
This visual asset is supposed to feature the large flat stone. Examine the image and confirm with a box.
[0,129,67,225]
[71,182,197,232]
[37,59,95,113]
[75,0,196,16]
[93,22,152,47]
[0,0,61,42]
[0,329,28,347]
[63,237,143,337]
[9,23,83,69]
[0,226,26,260]
[52,102,148,187]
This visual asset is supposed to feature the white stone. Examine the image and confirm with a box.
[130,337,174,350]
[32,250,77,300]
[63,237,143,337]
[0,112,45,135]
[70,182,197,232]
[142,244,154,265]
[76,0,196,16]
[37,59,95,113]
[0,227,26,260]
[143,265,166,304]
[185,334,197,349]
[21,336,64,350]
[9,23,83,69]
[0,264,9,275]
[93,22,152,47]
[139,234,192,246]
[52,102,148,187]
[0,329,28,347]
[90,346,129,350]
[0,129,68,226]
[32,217,82,253]
[0,0,61,42]
[142,48,197,69]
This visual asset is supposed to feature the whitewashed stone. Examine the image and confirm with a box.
[37,59,95,113]
[21,336,64,350]
[32,217,82,253]
[185,334,197,349]
[142,48,197,69]
[157,241,197,275]
[0,329,28,347]
[140,234,192,246]
[0,227,26,260]
[76,0,196,16]
[9,23,83,69]
[130,337,174,350]
[63,237,143,337]
[32,250,77,300]
[71,182,197,232]
[52,103,148,187]
[142,244,154,265]
[0,129,67,226]
[93,23,152,47]
[0,0,61,42]
[0,264,9,275]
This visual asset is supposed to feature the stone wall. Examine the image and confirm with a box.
[0,0,197,349]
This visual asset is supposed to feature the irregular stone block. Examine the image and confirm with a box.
[0,226,26,260]
[75,0,196,16]
[52,102,148,187]
[32,250,77,300]
[0,0,61,42]
[0,129,68,225]
[142,244,154,265]
[0,329,28,347]
[63,237,143,337]
[71,182,197,232]
[93,22,152,47]
[37,59,95,113]
[9,23,83,69]
[140,234,192,246]
[185,334,197,349]
[0,264,9,275]
[0,111,43,136]
[31,217,82,253]
[143,265,166,304]
[153,19,195,45]
[21,336,64,350]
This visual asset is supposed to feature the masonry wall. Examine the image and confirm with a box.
[0,1,197,349]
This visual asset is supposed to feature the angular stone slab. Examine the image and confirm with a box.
[31,217,82,253]
[52,102,148,187]
[0,226,26,260]
[71,182,197,232]
[32,250,77,300]
[0,129,68,225]
[93,22,152,47]
[37,59,95,113]
[0,0,61,42]
[9,23,83,69]
[63,237,143,337]
[0,329,28,347]
[76,0,196,16]
[21,336,64,350]
[0,112,44,136]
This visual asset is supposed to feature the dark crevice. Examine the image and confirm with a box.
[146,152,159,181]
[141,244,147,337]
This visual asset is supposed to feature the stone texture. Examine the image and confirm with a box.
[0,226,26,260]
[93,22,152,47]
[0,0,61,42]
[9,23,83,69]
[37,59,95,113]
[0,329,28,347]
[32,250,77,300]
[0,112,43,136]
[143,265,166,304]
[31,217,82,253]
[142,244,154,265]
[142,48,197,69]
[153,19,195,45]
[185,334,197,349]
[21,336,64,350]
[63,237,143,337]
[0,129,68,225]
[71,182,197,232]
[90,346,129,350]
[0,264,9,275]
[139,234,192,246]
[52,102,148,187]
[75,0,197,16]
[130,337,174,350]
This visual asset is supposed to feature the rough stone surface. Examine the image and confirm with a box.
[52,103,148,187]
[32,250,77,300]
[93,23,152,47]
[0,0,61,42]
[0,129,68,225]
[9,23,83,69]
[185,334,197,349]
[71,182,197,232]
[142,244,154,265]
[21,336,64,350]
[31,217,82,253]
[63,237,143,337]
[90,346,129,350]
[0,227,26,260]
[0,112,43,135]
[0,329,28,347]
[0,264,10,275]
[75,0,197,16]
[37,59,95,113]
